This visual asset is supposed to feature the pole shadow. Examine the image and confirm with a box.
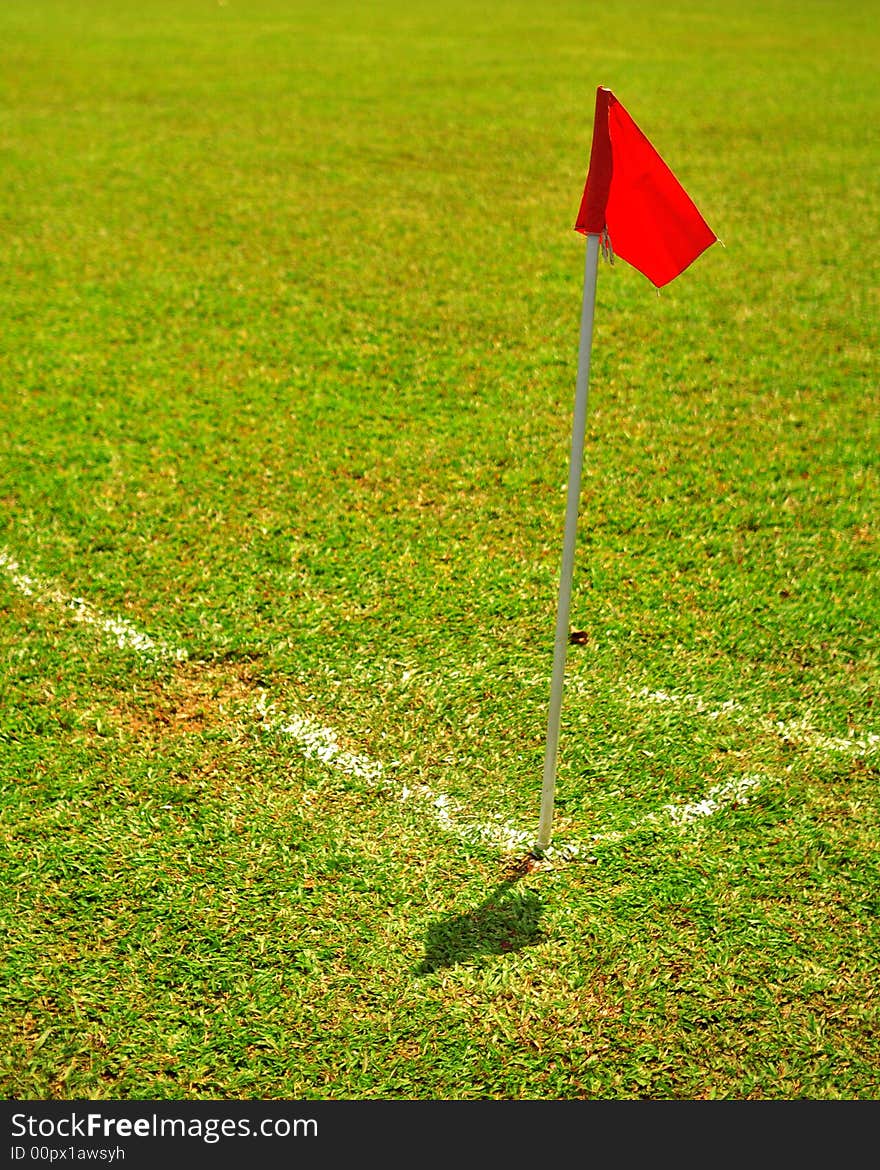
[416,867,545,974]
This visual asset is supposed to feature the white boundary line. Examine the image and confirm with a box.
[255,696,772,858]
[3,545,876,860]
[254,693,538,854]
[586,773,767,849]
[631,686,879,758]
[657,773,764,827]
[1,545,537,853]
[0,547,186,663]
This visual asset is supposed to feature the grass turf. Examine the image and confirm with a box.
[0,0,878,1098]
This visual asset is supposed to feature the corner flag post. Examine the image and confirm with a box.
[534,86,718,854]
[535,230,600,854]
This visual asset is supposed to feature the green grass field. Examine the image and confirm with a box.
[1,0,878,1099]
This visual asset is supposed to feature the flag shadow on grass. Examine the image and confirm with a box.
[416,873,545,974]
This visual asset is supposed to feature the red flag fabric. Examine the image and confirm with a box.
[575,87,717,287]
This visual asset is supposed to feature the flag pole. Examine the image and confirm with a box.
[535,230,601,854]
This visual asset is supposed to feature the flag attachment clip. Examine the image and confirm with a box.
[599,227,614,265]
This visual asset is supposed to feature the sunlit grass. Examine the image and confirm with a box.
[0,0,877,1100]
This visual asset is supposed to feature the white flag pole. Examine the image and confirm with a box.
[535,230,601,853]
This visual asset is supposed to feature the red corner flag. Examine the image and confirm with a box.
[575,87,717,287]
